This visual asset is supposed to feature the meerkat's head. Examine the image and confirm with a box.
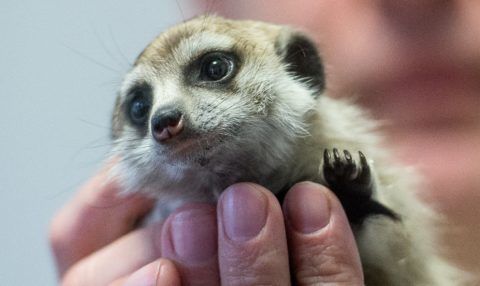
[111,15,325,196]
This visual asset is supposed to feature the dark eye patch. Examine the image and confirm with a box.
[199,52,235,82]
[185,51,239,87]
[125,83,153,128]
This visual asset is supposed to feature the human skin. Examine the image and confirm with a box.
[213,0,480,274]
[50,163,364,285]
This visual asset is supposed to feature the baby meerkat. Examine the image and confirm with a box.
[110,15,464,285]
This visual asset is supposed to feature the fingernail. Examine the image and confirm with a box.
[169,206,217,264]
[284,182,331,234]
[220,184,268,241]
[123,261,160,286]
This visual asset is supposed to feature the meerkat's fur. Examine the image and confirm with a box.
[110,15,466,285]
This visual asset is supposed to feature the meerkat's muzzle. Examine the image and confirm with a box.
[151,107,184,142]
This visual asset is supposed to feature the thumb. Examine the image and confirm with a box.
[283,182,364,285]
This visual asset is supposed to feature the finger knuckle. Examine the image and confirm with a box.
[60,258,99,286]
[221,246,288,285]
[48,210,71,251]
[60,264,85,286]
[295,244,362,285]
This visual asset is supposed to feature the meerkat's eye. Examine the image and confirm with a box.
[199,52,235,82]
[127,89,152,126]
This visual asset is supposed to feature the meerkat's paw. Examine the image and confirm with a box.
[323,148,398,225]
[323,149,373,197]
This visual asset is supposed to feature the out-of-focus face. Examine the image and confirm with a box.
[207,0,480,273]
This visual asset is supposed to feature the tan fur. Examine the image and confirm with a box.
[111,15,470,285]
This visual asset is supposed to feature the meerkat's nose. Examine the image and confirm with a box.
[151,108,184,142]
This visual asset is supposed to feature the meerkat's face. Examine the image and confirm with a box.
[111,16,325,192]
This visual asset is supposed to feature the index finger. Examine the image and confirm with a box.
[49,159,154,276]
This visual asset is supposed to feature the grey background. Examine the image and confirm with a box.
[0,0,203,284]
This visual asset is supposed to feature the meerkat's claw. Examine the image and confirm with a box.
[357,151,372,186]
[343,150,357,180]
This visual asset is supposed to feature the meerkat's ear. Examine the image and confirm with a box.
[276,30,325,95]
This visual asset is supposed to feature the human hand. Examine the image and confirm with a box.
[50,162,364,285]
[49,161,165,285]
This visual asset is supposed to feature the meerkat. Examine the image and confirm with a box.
[109,15,466,285]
